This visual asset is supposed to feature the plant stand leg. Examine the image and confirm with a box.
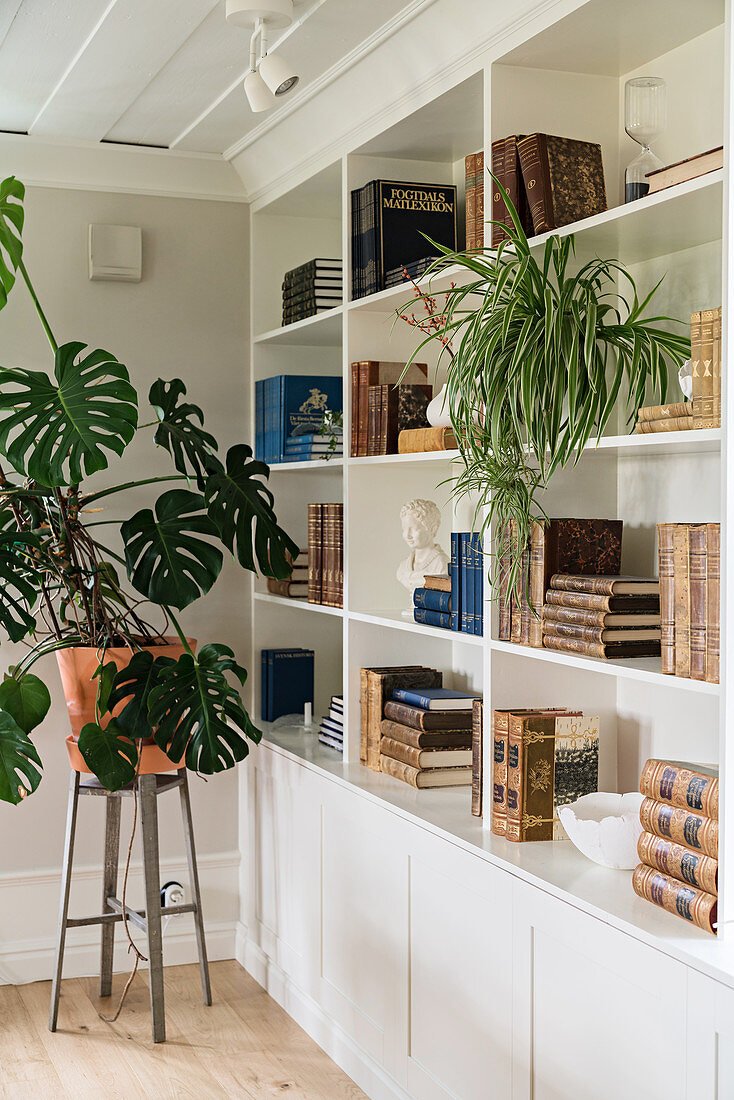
[139,774,165,1043]
[99,794,121,997]
[49,771,80,1032]
[178,768,212,1006]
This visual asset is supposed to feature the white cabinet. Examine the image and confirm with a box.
[687,970,734,1099]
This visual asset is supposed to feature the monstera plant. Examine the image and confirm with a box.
[0,176,298,804]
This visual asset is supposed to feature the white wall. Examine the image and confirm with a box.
[0,184,251,981]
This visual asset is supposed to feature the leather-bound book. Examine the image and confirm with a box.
[382,700,472,731]
[506,713,558,842]
[379,756,471,788]
[632,864,717,934]
[657,523,676,674]
[350,361,359,457]
[423,575,451,594]
[706,523,720,683]
[543,605,661,628]
[307,504,323,604]
[377,384,432,454]
[637,832,718,896]
[552,714,599,839]
[360,666,423,765]
[690,311,703,428]
[700,308,717,428]
[673,526,691,677]
[398,426,457,453]
[266,578,308,598]
[491,708,510,835]
[542,621,660,643]
[689,525,708,680]
[635,416,698,433]
[549,575,658,595]
[465,152,477,250]
[364,667,442,771]
[335,503,344,607]
[367,386,381,457]
[490,138,506,248]
[354,361,428,456]
[638,402,693,422]
[542,634,661,659]
[713,307,722,426]
[545,589,660,613]
[639,759,719,819]
[380,718,472,748]
[517,133,607,234]
[639,797,718,859]
[475,150,485,248]
[471,699,483,816]
[380,738,471,770]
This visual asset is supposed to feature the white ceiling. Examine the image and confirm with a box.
[0,0,415,157]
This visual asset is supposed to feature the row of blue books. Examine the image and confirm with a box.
[412,532,483,635]
[255,374,342,465]
[261,648,314,723]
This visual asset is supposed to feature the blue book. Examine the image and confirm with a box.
[392,686,479,711]
[450,532,460,631]
[414,607,451,629]
[260,648,271,722]
[284,433,343,446]
[267,648,314,721]
[413,588,451,614]
[460,532,472,633]
[255,380,264,461]
[275,375,343,461]
[473,533,484,636]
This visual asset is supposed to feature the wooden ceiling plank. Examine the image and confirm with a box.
[0,1,24,54]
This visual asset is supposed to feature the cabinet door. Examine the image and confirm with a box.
[512,880,687,1100]
[687,969,734,1099]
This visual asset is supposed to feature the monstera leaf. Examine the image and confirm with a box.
[0,711,41,804]
[205,445,299,579]
[78,719,138,792]
[0,673,50,733]
[148,643,260,775]
[106,649,174,739]
[0,176,24,312]
[149,378,218,489]
[0,341,138,486]
[121,488,223,610]
[0,533,39,642]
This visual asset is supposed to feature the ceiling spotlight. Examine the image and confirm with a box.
[258,51,299,96]
[244,69,278,113]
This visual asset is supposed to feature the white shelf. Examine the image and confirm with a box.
[255,592,344,617]
[268,457,344,472]
[350,608,483,647]
[348,449,461,467]
[253,305,343,346]
[347,263,467,315]
[490,639,720,694]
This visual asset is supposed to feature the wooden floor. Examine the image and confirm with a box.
[0,960,365,1098]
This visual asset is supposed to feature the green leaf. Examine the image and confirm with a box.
[205,445,299,579]
[0,673,50,733]
[0,710,41,804]
[0,532,39,642]
[149,378,218,489]
[121,488,222,610]
[0,176,24,312]
[148,643,260,775]
[93,659,118,722]
[78,719,138,792]
[106,650,173,739]
[0,341,138,486]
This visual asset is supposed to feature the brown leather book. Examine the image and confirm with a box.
[475,150,485,247]
[490,138,506,248]
[266,578,308,598]
[542,621,660,643]
[380,737,472,770]
[496,521,511,641]
[506,713,558,842]
[673,526,691,677]
[491,708,510,835]
[519,542,531,644]
[379,718,472,748]
[637,832,718,896]
[549,575,658,596]
[689,525,707,680]
[646,146,723,193]
[350,360,359,457]
[334,503,344,607]
[471,699,483,817]
[364,667,442,771]
[657,523,676,674]
[690,311,703,428]
[637,402,693,422]
[543,604,660,628]
[713,306,722,427]
[516,133,607,235]
[423,575,451,593]
[632,864,716,934]
[307,503,323,604]
[382,700,472,731]
[545,589,660,613]
[378,384,431,454]
[379,756,471,788]
[398,426,457,453]
[706,523,720,683]
[354,361,428,456]
[700,308,716,429]
[639,797,718,859]
[640,759,719,820]
[367,386,381,457]
[542,634,661,659]
[465,152,477,250]
[360,666,424,765]
[635,416,698,433]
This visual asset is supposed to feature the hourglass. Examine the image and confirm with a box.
[624,77,667,202]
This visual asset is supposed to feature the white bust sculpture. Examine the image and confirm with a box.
[396,498,450,610]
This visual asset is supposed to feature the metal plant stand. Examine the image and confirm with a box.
[49,767,211,1043]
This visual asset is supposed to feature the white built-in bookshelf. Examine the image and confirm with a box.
[248,0,732,984]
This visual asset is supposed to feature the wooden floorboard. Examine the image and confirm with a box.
[0,960,365,1099]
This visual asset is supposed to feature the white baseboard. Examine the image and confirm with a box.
[236,922,412,1100]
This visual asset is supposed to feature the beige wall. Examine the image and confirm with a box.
[0,184,250,974]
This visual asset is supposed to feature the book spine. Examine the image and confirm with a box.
[542,605,625,628]
[413,588,451,613]
[691,310,703,428]
[541,635,608,659]
[657,523,676,674]
[632,864,717,934]
[638,402,693,422]
[475,150,485,248]
[491,710,509,836]
[397,426,457,452]
[637,831,718,895]
[497,522,511,641]
[450,532,460,632]
[335,503,344,608]
[379,756,421,787]
[706,523,720,683]
[545,590,615,612]
[689,525,707,681]
[528,520,546,647]
[519,717,556,842]
[519,541,531,644]
[460,533,472,633]
[307,504,323,604]
[639,797,719,859]
[635,416,698,433]
[366,669,382,771]
[380,704,436,732]
[474,532,483,637]
[260,649,269,722]
[713,306,722,427]
[367,386,379,457]
[380,718,440,748]
[673,524,691,678]
[350,361,359,457]
[465,153,476,251]
[471,699,483,817]
[505,714,524,841]
[266,651,275,722]
[359,667,370,765]
[380,737,424,770]
[542,622,611,643]
[549,575,626,596]
[413,608,451,629]
[639,759,719,819]
[393,688,439,710]
[490,138,506,247]
[700,308,716,429]
[510,520,522,644]
[517,133,554,234]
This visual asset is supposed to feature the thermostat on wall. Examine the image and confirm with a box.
[88,224,142,282]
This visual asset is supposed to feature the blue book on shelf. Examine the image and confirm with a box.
[413,588,451,614]
[473,532,484,636]
[450,532,460,631]
[269,375,342,462]
[283,432,343,446]
[266,648,314,721]
[255,380,264,461]
[414,607,451,629]
[460,532,472,633]
[392,686,479,711]
[260,648,271,722]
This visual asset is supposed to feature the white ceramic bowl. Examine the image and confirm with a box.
[557,792,644,869]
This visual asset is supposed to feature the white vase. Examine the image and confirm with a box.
[426,384,453,427]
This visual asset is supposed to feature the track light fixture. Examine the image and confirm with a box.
[226,1,300,113]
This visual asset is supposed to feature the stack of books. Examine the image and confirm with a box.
[384,257,440,288]
[490,133,606,242]
[283,430,342,462]
[635,401,693,434]
[633,759,719,935]
[658,523,720,683]
[398,426,457,453]
[307,503,343,608]
[281,258,342,326]
[366,382,432,455]
[449,533,484,635]
[464,151,485,251]
[351,179,457,299]
[491,708,599,841]
[379,688,477,788]
[498,518,623,647]
[360,664,443,771]
[260,648,314,723]
[266,549,308,599]
[350,360,428,456]
[318,695,344,752]
[542,576,661,659]
[255,374,342,464]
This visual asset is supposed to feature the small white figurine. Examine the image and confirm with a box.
[396,498,450,610]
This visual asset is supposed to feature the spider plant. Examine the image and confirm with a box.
[397,174,690,595]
